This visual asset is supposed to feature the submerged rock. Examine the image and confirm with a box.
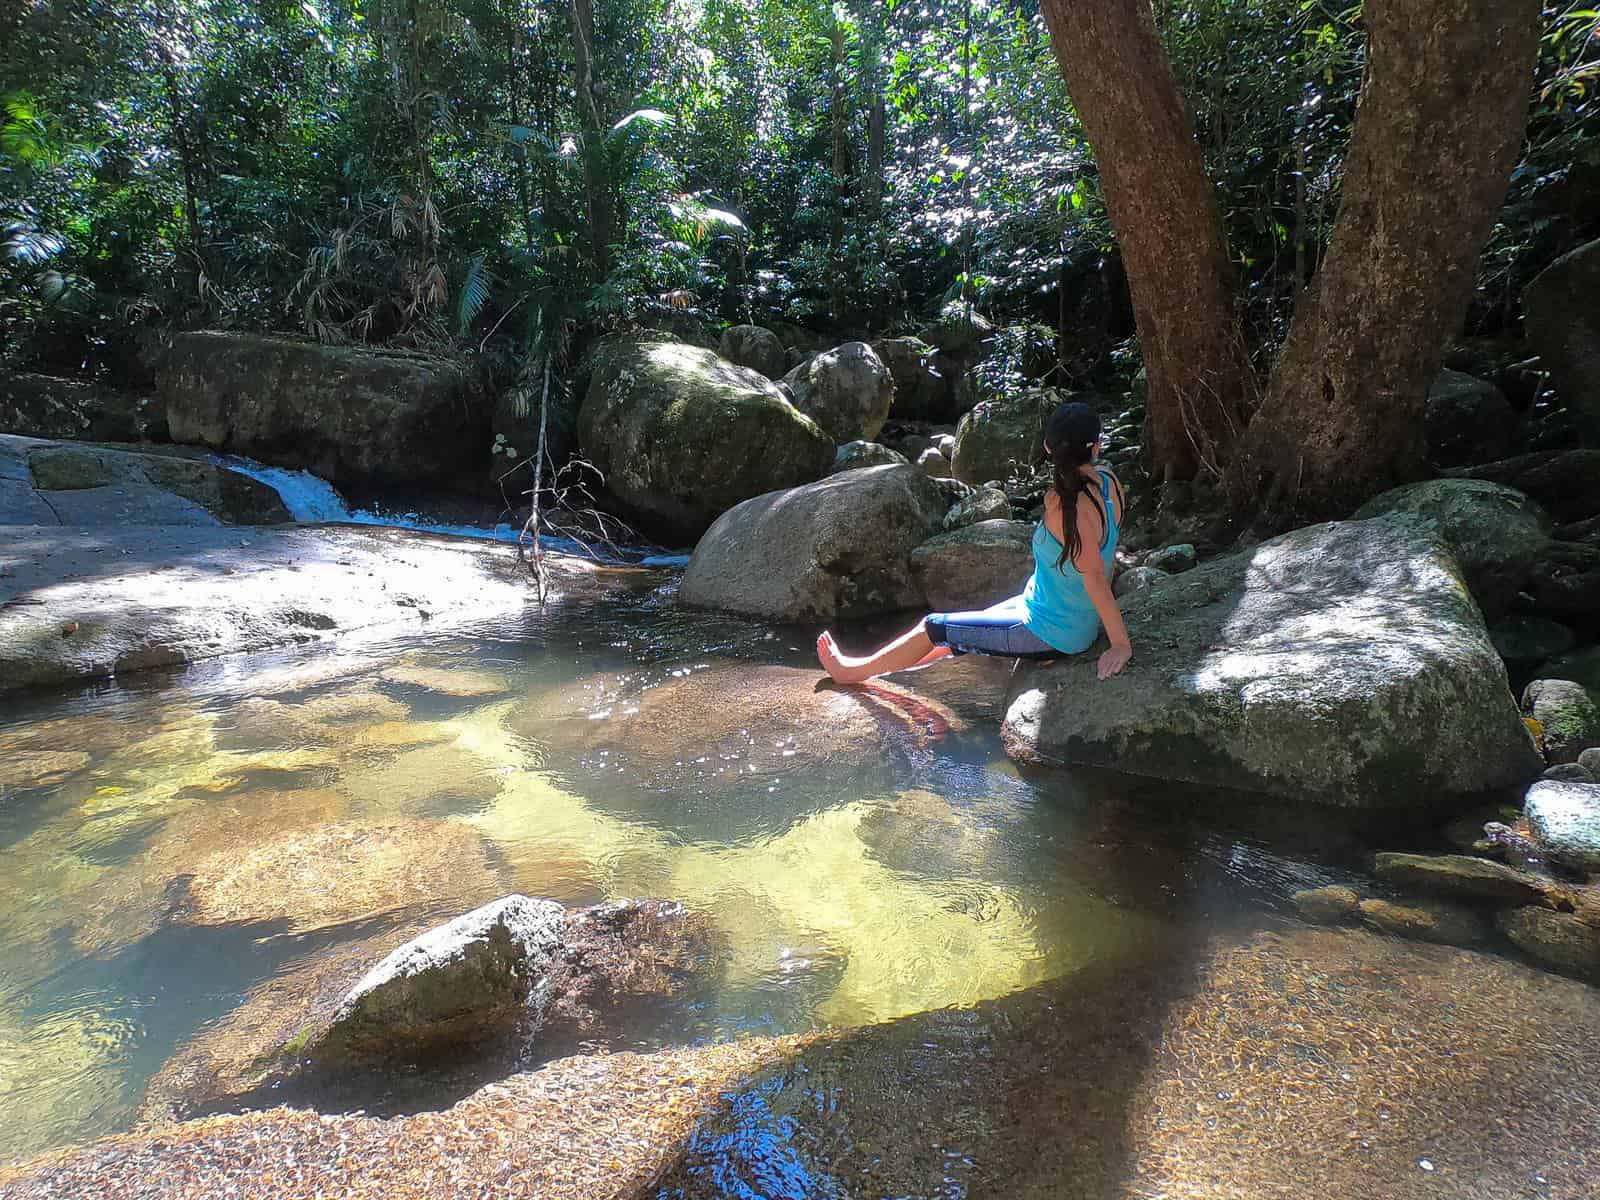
[1353,478,1552,618]
[1002,516,1542,807]
[680,463,946,621]
[1499,906,1600,982]
[310,895,566,1065]
[0,749,91,790]
[381,663,514,699]
[1524,779,1600,873]
[909,519,1033,612]
[1358,896,1489,946]
[781,342,894,443]
[1290,885,1359,924]
[577,338,834,542]
[160,332,485,487]
[1372,852,1555,905]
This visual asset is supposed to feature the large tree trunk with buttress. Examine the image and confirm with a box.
[1038,0,1251,482]
[1226,0,1541,525]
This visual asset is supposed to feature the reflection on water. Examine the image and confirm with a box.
[0,590,1373,1164]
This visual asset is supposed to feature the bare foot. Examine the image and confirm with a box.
[816,631,870,684]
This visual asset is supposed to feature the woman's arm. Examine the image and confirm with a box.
[1072,493,1133,680]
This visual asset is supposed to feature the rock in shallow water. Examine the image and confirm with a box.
[1291,884,1359,924]
[1372,852,1558,905]
[1524,779,1600,873]
[310,895,566,1064]
[1498,906,1600,982]
[1002,516,1541,807]
[680,463,946,621]
[1358,897,1489,946]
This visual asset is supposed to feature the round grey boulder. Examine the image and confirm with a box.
[917,447,953,479]
[1354,478,1554,619]
[943,486,1012,531]
[1425,369,1519,468]
[830,440,908,475]
[951,388,1057,486]
[717,325,787,380]
[782,341,895,444]
[909,520,1034,612]
[1112,565,1166,599]
[872,337,954,421]
[681,463,948,621]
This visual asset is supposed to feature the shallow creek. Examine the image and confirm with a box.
[0,578,1589,1181]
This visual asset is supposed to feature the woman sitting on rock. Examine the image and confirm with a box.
[816,399,1133,683]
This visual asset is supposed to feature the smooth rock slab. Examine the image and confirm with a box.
[1372,852,1555,905]
[1002,517,1542,807]
[312,895,566,1064]
[1524,779,1600,873]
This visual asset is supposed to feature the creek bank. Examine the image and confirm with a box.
[159,332,487,488]
[0,433,290,527]
[15,924,1600,1200]
[0,524,659,693]
[1002,516,1540,807]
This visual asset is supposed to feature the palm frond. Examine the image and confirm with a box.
[456,254,493,335]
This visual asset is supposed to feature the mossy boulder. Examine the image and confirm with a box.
[1002,516,1542,808]
[909,519,1033,612]
[1353,478,1552,619]
[159,332,486,486]
[829,440,907,475]
[25,443,290,525]
[872,336,956,421]
[921,300,995,362]
[950,388,1057,485]
[680,463,947,621]
[0,372,164,443]
[1524,678,1600,763]
[577,338,835,542]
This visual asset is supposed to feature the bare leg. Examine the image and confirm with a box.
[817,620,945,684]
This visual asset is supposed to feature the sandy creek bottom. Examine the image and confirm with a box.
[1,582,1597,1195]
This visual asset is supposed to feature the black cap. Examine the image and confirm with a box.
[1043,400,1101,455]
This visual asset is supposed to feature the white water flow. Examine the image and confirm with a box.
[214,454,690,565]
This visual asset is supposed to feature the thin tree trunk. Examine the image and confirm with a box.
[1226,0,1541,525]
[1038,0,1251,481]
[827,23,849,324]
[158,60,206,270]
[571,0,613,277]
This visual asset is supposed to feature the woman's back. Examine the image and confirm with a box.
[1021,468,1121,655]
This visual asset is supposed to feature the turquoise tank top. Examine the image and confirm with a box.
[1021,469,1120,654]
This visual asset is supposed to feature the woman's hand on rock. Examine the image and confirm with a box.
[1097,643,1132,681]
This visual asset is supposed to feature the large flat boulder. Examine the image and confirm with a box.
[577,338,834,542]
[1002,517,1541,808]
[159,332,485,486]
[680,463,947,621]
[1524,237,1600,445]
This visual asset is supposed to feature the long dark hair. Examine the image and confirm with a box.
[1049,437,1106,571]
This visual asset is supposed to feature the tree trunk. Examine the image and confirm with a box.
[827,23,849,324]
[1038,0,1251,481]
[1227,0,1541,525]
[570,0,613,277]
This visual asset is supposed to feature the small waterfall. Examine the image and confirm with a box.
[214,453,612,559]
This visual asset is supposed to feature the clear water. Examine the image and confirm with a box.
[0,582,1383,1166]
